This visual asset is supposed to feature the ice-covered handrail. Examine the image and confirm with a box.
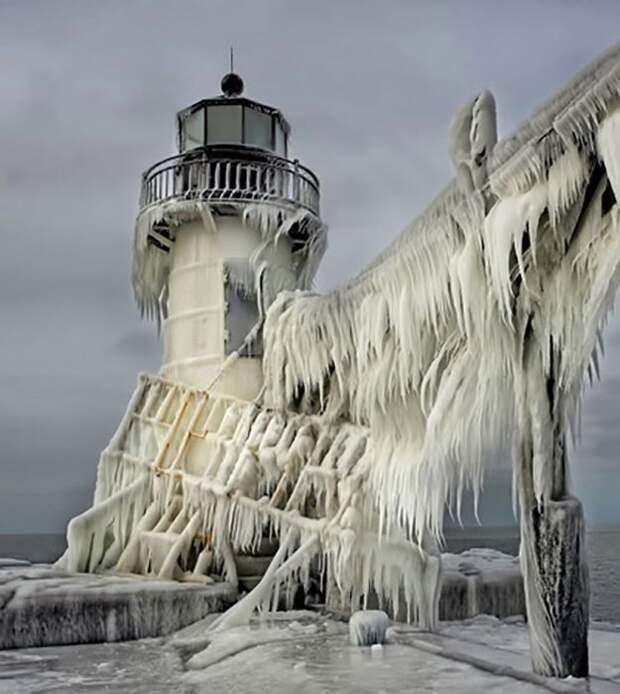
[333,42,620,295]
[59,473,151,573]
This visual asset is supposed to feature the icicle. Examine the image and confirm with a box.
[597,107,620,201]
[547,145,588,229]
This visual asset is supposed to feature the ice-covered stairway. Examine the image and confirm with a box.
[59,372,443,630]
[235,536,279,592]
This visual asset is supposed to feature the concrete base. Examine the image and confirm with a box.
[0,560,237,649]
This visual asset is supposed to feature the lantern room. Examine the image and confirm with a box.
[176,72,290,157]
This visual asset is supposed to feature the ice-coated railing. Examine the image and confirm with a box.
[139,149,320,217]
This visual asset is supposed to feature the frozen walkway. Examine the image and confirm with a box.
[394,616,620,693]
[2,613,620,693]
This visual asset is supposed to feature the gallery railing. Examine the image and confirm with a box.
[139,149,320,217]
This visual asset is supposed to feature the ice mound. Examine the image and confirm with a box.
[349,610,389,646]
[359,548,524,622]
[440,548,524,620]
[0,561,237,649]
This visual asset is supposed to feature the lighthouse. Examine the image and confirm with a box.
[132,70,326,400]
[59,67,440,625]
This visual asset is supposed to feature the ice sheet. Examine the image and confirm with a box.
[3,614,620,693]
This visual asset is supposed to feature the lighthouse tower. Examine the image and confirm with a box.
[132,71,325,400]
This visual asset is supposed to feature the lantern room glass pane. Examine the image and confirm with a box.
[245,107,273,150]
[183,109,204,151]
[274,123,286,156]
[207,104,242,144]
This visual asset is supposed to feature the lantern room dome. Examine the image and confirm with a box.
[176,73,290,157]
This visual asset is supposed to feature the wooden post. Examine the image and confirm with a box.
[517,345,589,678]
[520,495,589,677]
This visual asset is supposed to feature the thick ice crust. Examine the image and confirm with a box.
[0,563,237,649]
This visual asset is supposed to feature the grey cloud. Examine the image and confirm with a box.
[111,327,162,360]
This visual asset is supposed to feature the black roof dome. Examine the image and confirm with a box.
[221,72,244,97]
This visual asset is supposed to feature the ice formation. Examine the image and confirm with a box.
[0,561,236,649]
[61,44,620,679]
[259,45,620,676]
[7,612,620,693]
[440,549,524,621]
[59,373,442,631]
[349,610,389,646]
[132,198,326,325]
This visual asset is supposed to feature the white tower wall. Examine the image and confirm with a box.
[161,212,293,400]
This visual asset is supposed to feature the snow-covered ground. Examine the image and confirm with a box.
[0,555,617,692]
[2,613,620,693]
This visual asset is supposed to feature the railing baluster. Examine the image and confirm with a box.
[239,162,245,193]
[213,162,219,194]
[199,155,205,192]
[293,160,300,205]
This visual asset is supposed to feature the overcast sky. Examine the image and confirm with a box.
[2,0,620,533]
